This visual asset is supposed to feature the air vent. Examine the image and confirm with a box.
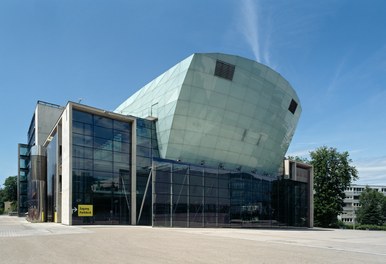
[214,60,235,81]
[288,99,298,114]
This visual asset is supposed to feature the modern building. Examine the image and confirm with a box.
[339,184,386,224]
[17,53,313,227]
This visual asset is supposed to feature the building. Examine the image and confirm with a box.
[339,184,386,224]
[17,53,313,227]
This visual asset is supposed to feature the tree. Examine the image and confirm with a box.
[310,146,358,227]
[382,196,386,221]
[3,176,17,203]
[286,155,310,164]
[356,186,385,225]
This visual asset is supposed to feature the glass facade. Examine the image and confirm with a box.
[136,118,159,225]
[152,159,309,227]
[72,109,132,224]
[272,179,309,227]
[18,144,29,216]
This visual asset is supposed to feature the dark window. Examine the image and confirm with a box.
[288,99,298,114]
[214,60,235,81]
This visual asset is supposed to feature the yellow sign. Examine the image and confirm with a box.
[78,204,93,217]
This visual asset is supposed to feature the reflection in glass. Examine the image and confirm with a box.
[152,159,309,228]
[71,109,131,225]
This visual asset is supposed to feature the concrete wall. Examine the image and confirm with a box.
[35,102,63,146]
[61,106,72,225]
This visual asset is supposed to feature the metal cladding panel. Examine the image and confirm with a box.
[115,53,301,175]
[115,55,194,158]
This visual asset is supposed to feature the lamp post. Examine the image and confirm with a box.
[150,102,158,117]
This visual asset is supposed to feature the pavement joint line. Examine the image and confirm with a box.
[169,228,386,257]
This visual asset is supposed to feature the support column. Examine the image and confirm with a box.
[29,145,47,222]
[131,119,137,225]
[170,163,173,227]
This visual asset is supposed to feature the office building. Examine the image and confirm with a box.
[339,184,386,223]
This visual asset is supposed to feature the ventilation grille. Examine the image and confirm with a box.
[288,99,298,114]
[214,60,235,81]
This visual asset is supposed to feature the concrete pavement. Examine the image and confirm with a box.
[0,215,385,263]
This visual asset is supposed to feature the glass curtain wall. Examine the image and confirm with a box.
[136,118,159,225]
[18,144,29,216]
[72,109,132,224]
[153,160,231,227]
[230,173,274,226]
[153,159,309,227]
[272,179,308,227]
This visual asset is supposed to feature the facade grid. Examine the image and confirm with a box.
[17,53,313,228]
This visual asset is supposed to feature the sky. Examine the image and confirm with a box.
[0,0,385,187]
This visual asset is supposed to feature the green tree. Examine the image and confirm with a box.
[3,176,17,203]
[310,146,358,227]
[383,196,386,220]
[356,186,385,225]
[286,156,310,164]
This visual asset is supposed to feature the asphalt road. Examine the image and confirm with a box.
[1,215,385,264]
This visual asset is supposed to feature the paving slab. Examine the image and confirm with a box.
[1,215,385,264]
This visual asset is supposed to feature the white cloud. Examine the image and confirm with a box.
[239,0,262,63]
[286,149,311,158]
[353,157,386,185]
[239,0,270,63]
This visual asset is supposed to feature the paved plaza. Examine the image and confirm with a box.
[0,215,385,263]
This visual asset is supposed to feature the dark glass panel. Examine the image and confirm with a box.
[113,162,130,174]
[73,110,93,124]
[94,115,112,128]
[218,188,230,198]
[72,157,93,170]
[155,182,170,194]
[113,120,131,131]
[73,145,93,158]
[113,130,131,143]
[190,184,203,196]
[94,125,113,139]
[73,121,93,136]
[173,172,188,185]
[94,159,113,172]
[137,136,151,147]
[136,156,151,169]
[137,146,151,157]
[173,184,188,196]
[94,149,113,161]
[94,137,113,150]
[205,185,218,197]
[137,127,151,138]
[190,174,203,187]
[113,141,131,153]
[155,166,170,183]
[73,134,93,147]
[113,152,130,163]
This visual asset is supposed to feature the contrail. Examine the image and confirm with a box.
[241,0,261,62]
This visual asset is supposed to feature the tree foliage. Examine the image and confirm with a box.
[286,155,310,164]
[310,146,358,227]
[3,176,17,202]
[356,186,385,225]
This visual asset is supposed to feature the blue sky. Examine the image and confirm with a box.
[0,0,385,186]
